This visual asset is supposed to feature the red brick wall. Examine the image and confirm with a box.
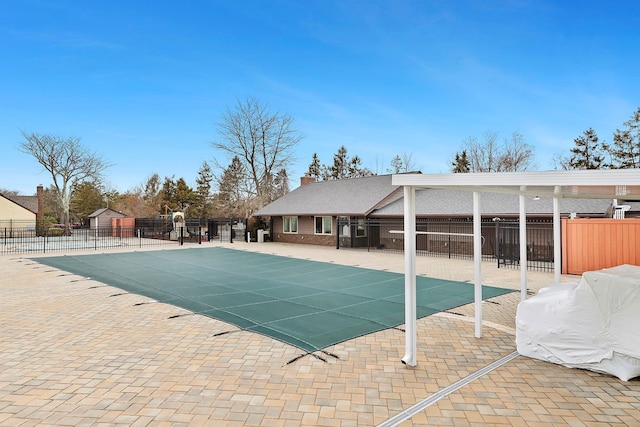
[270,216,335,246]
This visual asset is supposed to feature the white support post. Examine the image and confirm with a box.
[473,191,482,338]
[519,193,528,302]
[553,194,561,284]
[402,185,417,366]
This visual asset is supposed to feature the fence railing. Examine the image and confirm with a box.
[336,217,555,272]
[0,226,189,255]
[1,217,250,255]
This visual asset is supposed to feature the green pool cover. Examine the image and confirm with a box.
[34,247,514,353]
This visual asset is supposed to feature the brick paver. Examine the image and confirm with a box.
[1,242,638,426]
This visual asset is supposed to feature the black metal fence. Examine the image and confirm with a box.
[336,217,555,272]
[1,217,253,255]
[134,217,247,244]
[0,226,179,255]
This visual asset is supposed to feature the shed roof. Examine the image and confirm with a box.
[88,208,125,218]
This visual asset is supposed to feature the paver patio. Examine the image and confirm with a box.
[1,241,638,426]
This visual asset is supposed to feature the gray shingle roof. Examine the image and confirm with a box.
[254,174,401,216]
[88,208,125,218]
[1,194,38,214]
[256,175,640,218]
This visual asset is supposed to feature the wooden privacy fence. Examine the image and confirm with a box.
[562,218,640,275]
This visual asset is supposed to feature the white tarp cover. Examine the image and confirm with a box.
[516,264,640,381]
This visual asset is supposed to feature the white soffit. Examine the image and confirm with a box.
[392,170,640,200]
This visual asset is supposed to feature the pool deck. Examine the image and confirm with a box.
[1,241,638,426]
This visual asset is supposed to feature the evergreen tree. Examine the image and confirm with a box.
[175,177,197,212]
[161,176,177,211]
[194,161,213,218]
[142,173,163,216]
[310,146,374,180]
[217,156,247,217]
[389,155,403,174]
[308,153,322,179]
[609,107,640,168]
[330,146,350,179]
[272,169,290,201]
[451,150,470,173]
[42,185,64,225]
[348,155,372,177]
[569,128,606,170]
[70,181,104,226]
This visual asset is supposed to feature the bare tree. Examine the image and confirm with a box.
[212,97,302,209]
[112,186,149,218]
[19,131,111,231]
[499,132,538,172]
[462,131,500,172]
[0,188,20,197]
[458,131,536,172]
[550,151,572,171]
[388,151,418,173]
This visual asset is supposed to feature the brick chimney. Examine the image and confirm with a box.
[300,174,316,187]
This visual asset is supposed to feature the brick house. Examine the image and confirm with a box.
[254,174,640,249]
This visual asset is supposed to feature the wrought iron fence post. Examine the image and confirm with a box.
[496,219,501,268]
[448,219,451,259]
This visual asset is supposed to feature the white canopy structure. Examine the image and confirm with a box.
[391,169,640,367]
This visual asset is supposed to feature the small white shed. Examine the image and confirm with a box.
[88,208,126,229]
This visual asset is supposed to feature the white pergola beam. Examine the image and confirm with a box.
[519,193,528,302]
[553,194,562,284]
[473,191,482,338]
[402,185,417,367]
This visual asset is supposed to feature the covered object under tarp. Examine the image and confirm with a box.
[516,264,640,381]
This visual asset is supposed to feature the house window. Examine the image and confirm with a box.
[356,218,367,237]
[283,216,298,233]
[315,216,332,235]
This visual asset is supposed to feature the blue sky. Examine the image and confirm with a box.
[2,0,639,195]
